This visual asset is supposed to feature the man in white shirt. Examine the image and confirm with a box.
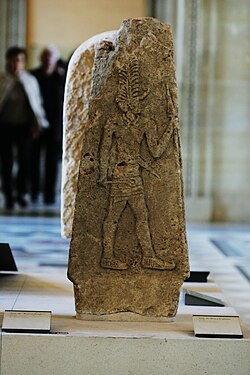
[0,46,48,209]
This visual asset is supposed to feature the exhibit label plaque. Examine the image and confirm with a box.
[193,315,243,338]
[2,310,51,333]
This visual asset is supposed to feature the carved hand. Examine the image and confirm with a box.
[98,175,108,188]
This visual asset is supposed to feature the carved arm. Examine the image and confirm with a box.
[145,115,177,159]
[98,119,114,185]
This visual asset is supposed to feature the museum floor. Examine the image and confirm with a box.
[0,204,250,374]
[0,206,249,329]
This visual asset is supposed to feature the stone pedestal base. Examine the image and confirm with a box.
[2,327,250,375]
[76,312,174,322]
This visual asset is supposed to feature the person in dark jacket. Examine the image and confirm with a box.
[30,45,65,204]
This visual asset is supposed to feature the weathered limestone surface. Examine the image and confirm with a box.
[63,17,189,319]
[61,31,116,238]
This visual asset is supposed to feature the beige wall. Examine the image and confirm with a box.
[212,0,250,221]
[27,0,146,66]
[154,0,250,222]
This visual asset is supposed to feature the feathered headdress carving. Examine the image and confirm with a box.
[116,55,149,114]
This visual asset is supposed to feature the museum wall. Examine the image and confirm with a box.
[154,0,250,222]
[0,0,146,70]
[0,0,249,223]
[26,0,146,67]
[0,0,27,71]
[212,1,250,221]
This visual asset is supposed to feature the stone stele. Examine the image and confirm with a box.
[62,17,189,320]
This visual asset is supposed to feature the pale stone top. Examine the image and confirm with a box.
[61,30,117,238]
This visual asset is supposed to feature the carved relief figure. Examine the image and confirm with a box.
[99,55,177,271]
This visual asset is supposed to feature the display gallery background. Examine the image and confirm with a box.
[0,0,249,223]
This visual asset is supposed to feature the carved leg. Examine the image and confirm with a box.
[101,198,128,270]
[130,195,175,271]
[129,194,155,256]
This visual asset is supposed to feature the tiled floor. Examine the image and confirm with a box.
[0,214,249,328]
[0,214,250,375]
[0,216,69,274]
[186,224,250,328]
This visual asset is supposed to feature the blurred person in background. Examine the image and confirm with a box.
[0,46,49,209]
[30,45,65,205]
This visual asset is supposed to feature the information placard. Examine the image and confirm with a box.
[2,310,51,333]
[193,315,243,338]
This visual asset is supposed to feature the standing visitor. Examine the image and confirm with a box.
[0,46,48,209]
[30,45,65,204]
